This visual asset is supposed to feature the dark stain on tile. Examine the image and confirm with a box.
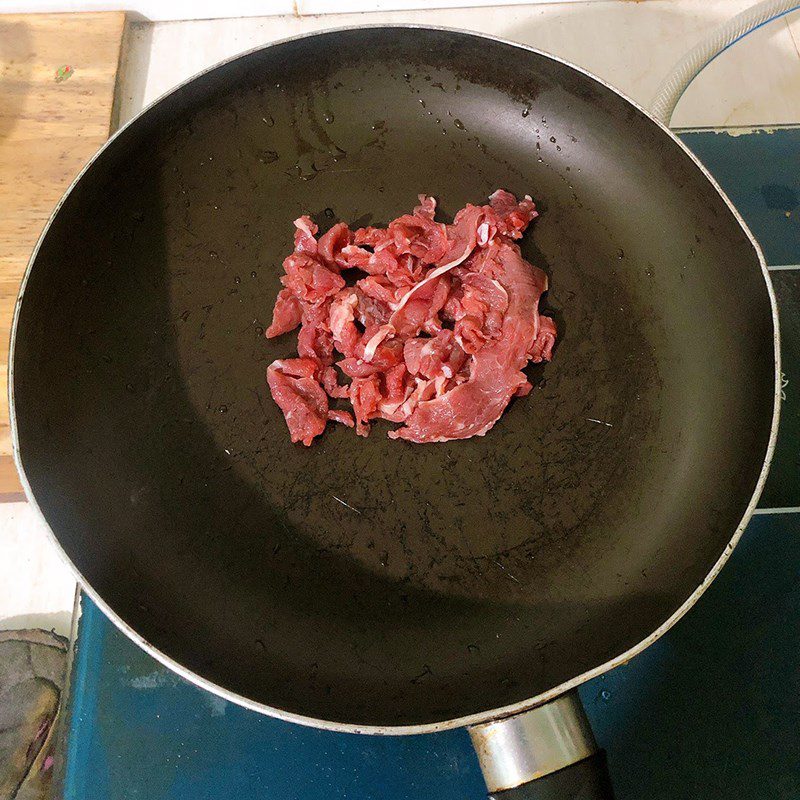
[761,183,799,212]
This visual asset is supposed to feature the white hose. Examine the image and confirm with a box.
[650,0,800,125]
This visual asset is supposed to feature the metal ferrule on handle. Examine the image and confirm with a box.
[469,692,598,793]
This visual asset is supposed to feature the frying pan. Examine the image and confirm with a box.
[10,26,779,799]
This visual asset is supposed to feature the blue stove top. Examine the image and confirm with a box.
[61,128,800,800]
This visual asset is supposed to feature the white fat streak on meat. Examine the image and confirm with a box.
[378,380,417,419]
[388,206,483,318]
[420,337,451,382]
[362,324,395,362]
[294,216,316,238]
[463,273,509,308]
[329,290,358,339]
[389,251,467,316]
[487,278,509,304]
[414,194,437,218]
[328,409,354,427]
[488,189,534,205]
[393,377,435,419]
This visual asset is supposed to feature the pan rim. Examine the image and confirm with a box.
[8,23,782,736]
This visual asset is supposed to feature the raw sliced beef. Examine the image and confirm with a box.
[388,242,550,443]
[264,191,556,445]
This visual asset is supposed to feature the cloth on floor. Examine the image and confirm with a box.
[0,630,68,800]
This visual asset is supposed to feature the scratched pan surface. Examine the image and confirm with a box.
[11,28,776,729]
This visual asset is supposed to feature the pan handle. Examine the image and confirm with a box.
[483,753,613,800]
[468,692,614,800]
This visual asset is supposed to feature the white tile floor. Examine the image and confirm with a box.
[4,0,800,638]
[118,0,800,130]
[1,503,76,636]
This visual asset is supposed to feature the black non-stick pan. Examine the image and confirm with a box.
[10,27,779,798]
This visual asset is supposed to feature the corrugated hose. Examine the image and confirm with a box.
[650,0,800,125]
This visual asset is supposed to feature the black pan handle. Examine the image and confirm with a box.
[488,752,613,800]
[469,692,614,800]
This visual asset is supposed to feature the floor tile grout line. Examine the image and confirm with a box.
[785,12,800,62]
[753,507,800,514]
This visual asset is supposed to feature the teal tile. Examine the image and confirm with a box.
[761,270,800,507]
[679,129,800,266]
[584,512,800,800]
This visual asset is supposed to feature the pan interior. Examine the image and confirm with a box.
[12,28,775,728]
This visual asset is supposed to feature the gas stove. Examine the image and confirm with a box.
[60,128,800,800]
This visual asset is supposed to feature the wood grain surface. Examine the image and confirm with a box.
[0,12,125,500]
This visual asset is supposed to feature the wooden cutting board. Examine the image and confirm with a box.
[0,12,126,501]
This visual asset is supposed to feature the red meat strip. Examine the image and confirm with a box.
[317,222,352,269]
[266,288,302,338]
[264,191,555,445]
[404,330,467,388]
[387,213,448,264]
[282,253,344,305]
[329,288,360,357]
[266,360,329,446]
[293,216,319,255]
[488,189,538,239]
